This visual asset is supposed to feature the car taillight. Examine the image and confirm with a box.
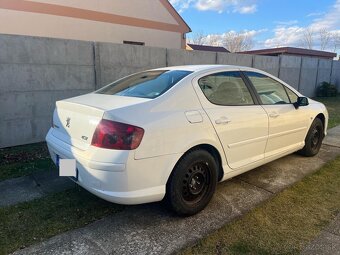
[91,119,144,150]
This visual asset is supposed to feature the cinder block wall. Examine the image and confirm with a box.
[0,34,338,148]
[278,55,301,90]
[0,35,95,147]
[95,42,167,88]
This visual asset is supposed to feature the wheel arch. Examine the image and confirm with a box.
[195,144,224,181]
[167,144,225,183]
[313,112,327,137]
[315,113,326,130]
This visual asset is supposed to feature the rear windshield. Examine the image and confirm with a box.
[96,70,192,99]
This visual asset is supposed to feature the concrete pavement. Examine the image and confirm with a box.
[12,126,340,255]
[0,170,74,208]
[302,213,340,255]
[323,124,340,147]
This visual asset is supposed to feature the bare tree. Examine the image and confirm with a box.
[302,28,314,49]
[331,32,340,52]
[188,31,206,45]
[319,28,331,50]
[222,31,254,52]
[206,34,221,46]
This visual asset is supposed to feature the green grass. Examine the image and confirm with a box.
[181,156,340,255]
[0,187,124,255]
[314,96,340,129]
[0,142,56,181]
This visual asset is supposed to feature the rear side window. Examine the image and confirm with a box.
[198,71,254,106]
[96,70,192,99]
[245,72,290,105]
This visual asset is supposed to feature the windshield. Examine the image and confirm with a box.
[96,70,192,99]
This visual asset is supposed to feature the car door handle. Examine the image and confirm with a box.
[269,112,280,118]
[215,117,231,125]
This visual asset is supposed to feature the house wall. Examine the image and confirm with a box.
[28,0,178,24]
[0,0,185,49]
[0,34,339,148]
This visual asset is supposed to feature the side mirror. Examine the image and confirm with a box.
[293,97,309,109]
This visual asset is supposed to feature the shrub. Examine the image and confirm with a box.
[316,82,338,97]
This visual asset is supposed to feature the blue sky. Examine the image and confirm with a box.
[170,0,340,53]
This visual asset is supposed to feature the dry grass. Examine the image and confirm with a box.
[0,142,56,181]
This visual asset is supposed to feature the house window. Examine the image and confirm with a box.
[123,40,145,46]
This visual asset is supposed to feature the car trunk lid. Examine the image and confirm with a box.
[52,93,150,150]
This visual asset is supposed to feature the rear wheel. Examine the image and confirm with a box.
[299,118,324,157]
[165,149,218,216]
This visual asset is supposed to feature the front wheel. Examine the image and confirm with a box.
[165,149,218,216]
[299,118,324,157]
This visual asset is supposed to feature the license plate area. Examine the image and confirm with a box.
[56,154,78,181]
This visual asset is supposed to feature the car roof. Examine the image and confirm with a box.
[151,65,303,97]
[153,65,255,72]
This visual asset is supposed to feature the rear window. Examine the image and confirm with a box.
[96,70,192,99]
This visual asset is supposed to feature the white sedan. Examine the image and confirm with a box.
[46,65,328,215]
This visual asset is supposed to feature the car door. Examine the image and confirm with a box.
[192,70,269,170]
[244,71,310,158]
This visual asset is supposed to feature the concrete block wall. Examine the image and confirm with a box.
[299,58,319,97]
[96,43,167,88]
[331,61,340,91]
[253,55,280,77]
[316,59,332,88]
[216,53,253,67]
[278,55,301,90]
[0,35,95,147]
[0,34,339,148]
[166,48,216,66]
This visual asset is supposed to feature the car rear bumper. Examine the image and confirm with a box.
[46,128,181,204]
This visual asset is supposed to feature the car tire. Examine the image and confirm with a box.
[299,118,324,157]
[165,149,218,216]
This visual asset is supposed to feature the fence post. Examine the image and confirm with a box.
[278,55,282,79]
[93,42,101,90]
[297,57,303,91]
[329,60,334,84]
[314,58,320,94]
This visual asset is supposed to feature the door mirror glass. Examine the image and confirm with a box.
[293,97,309,109]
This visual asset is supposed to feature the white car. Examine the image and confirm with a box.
[46,65,328,215]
